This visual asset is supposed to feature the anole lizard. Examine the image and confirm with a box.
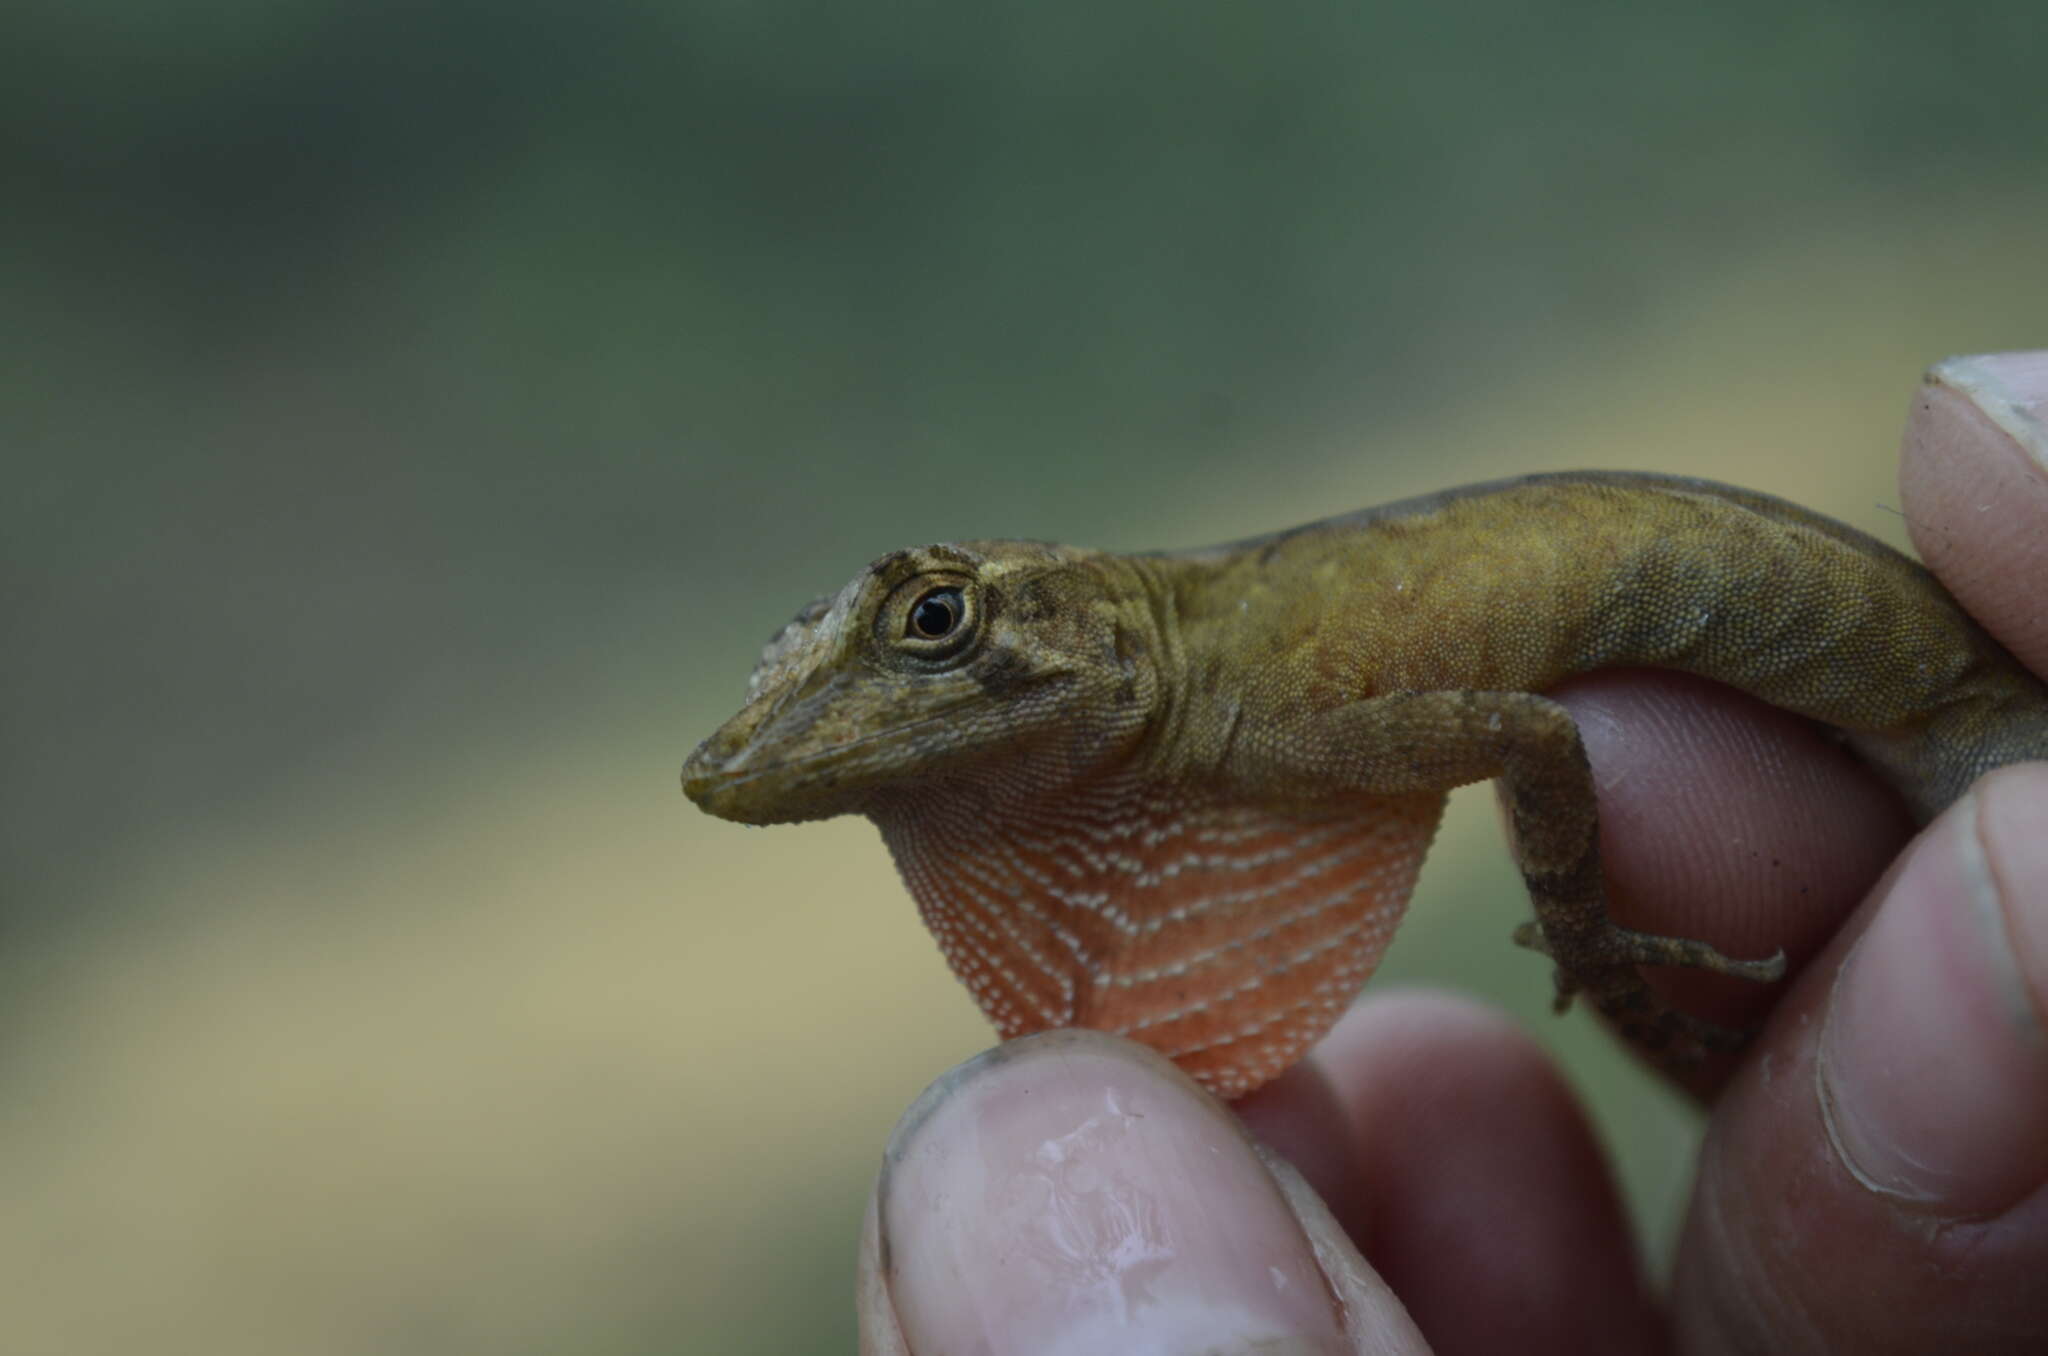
[682,471,2048,1097]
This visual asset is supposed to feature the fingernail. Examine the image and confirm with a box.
[1928,351,2048,465]
[877,1031,1350,1356]
[1817,767,2048,1214]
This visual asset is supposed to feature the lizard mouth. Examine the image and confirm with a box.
[681,702,981,823]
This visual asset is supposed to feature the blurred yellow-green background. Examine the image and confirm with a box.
[6,3,2046,1351]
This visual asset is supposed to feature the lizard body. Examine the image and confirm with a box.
[683,472,2048,1096]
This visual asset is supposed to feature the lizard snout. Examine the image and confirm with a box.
[678,740,725,811]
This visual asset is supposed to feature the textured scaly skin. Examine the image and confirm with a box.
[682,472,2048,1097]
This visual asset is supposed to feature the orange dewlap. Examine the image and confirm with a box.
[881,788,1446,1098]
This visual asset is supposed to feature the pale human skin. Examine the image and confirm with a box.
[856,354,2048,1355]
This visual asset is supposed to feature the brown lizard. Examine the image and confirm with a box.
[681,471,2048,1098]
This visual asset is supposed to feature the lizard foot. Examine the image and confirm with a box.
[1511,919,1784,983]
[1511,919,1783,1062]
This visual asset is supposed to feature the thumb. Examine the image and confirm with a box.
[857,1030,1427,1355]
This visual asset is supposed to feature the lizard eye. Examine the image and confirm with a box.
[882,575,981,664]
[908,588,964,640]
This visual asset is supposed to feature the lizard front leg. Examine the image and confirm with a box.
[1246,689,1786,1062]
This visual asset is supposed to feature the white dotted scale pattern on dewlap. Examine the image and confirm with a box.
[881,780,1443,1099]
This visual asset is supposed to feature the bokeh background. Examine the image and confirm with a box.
[6,2,2046,1351]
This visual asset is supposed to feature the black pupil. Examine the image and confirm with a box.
[910,590,962,639]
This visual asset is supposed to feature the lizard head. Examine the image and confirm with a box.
[682,541,1157,825]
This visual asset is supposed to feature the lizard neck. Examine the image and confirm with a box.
[1097,552,1249,784]
[1103,553,1201,775]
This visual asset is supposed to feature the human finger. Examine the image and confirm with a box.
[1900,351,2048,676]
[1237,992,1665,1356]
[1669,762,2048,1353]
[858,1029,1429,1355]
[1551,669,1915,1093]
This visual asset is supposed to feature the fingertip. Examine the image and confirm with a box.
[1921,352,2048,468]
[1673,764,2048,1351]
[1901,353,2048,674]
[1816,763,2048,1214]
[862,1030,1423,1355]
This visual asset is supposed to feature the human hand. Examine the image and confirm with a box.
[855,354,2048,1355]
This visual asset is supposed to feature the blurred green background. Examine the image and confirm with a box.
[5,2,2045,1351]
